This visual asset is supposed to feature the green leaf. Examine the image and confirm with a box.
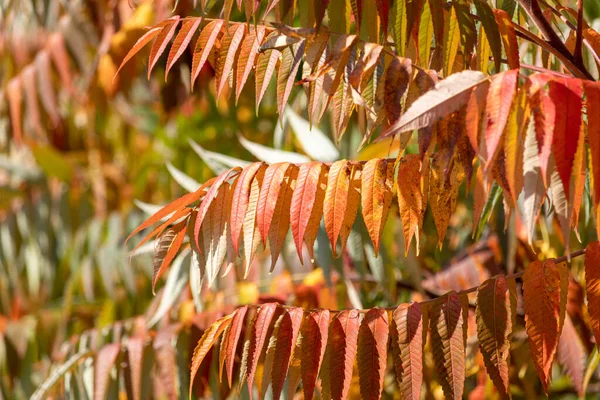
[474,182,502,241]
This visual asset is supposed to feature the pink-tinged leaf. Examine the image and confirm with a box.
[557,314,586,397]
[392,302,424,400]
[348,43,384,89]
[154,325,180,400]
[550,78,583,198]
[7,76,23,144]
[152,220,187,293]
[277,41,306,118]
[484,69,518,167]
[193,167,241,250]
[115,26,163,77]
[384,56,413,125]
[256,162,292,244]
[244,303,279,398]
[255,48,281,112]
[165,17,202,79]
[35,52,60,126]
[94,343,121,400]
[357,308,389,400]
[242,169,265,276]
[217,23,247,99]
[271,307,304,400]
[329,309,359,400]
[236,26,266,102]
[301,309,330,400]
[189,315,233,398]
[48,34,74,93]
[522,115,545,245]
[148,16,180,79]
[290,162,326,263]
[191,19,224,87]
[528,73,555,183]
[125,336,144,400]
[267,165,298,270]
[22,66,43,137]
[220,306,248,387]
[230,162,267,255]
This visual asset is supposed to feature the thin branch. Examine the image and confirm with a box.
[574,0,584,66]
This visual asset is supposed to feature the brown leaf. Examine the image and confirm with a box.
[391,302,424,400]
[357,308,389,400]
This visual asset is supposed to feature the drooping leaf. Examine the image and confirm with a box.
[243,303,278,397]
[494,9,520,69]
[290,162,326,262]
[277,41,306,118]
[476,276,515,399]
[6,77,22,144]
[523,259,569,393]
[301,309,330,400]
[125,336,144,400]
[165,17,202,79]
[191,19,224,87]
[324,160,360,256]
[357,308,389,400]
[397,154,425,255]
[243,169,265,276]
[430,292,466,400]
[115,26,163,77]
[190,315,233,398]
[550,78,583,198]
[430,152,465,246]
[557,314,586,397]
[585,242,600,346]
[271,307,304,400]
[474,0,503,72]
[236,26,266,102]
[148,17,180,79]
[391,302,424,400]
[152,220,187,293]
[443,5,461,76]
[255,48,282,111]
[528,73,555,184]
[523,115,545,245]
[201,184,233,286]
[329,309,359,400]
[94,343,121,400]
[216,23,247,98]
[484,69,518,167]
[361,158,394,256]
[219,306,248,387]
[384,56,412,125]
[379,70,488,140]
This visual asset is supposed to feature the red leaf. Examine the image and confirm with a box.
[271,307,304,400]
[256,162,293,245]
[329,309,359,400]
[219,306,248,387]
[148,17,181,79]
[392,302,423,400]
[550,78,583,198]
[165,17,202,79]
[585,242,600,346]
[244,303,279,397]
[357,308,389,400]
[115,26,163,77]
[301,309,330,400]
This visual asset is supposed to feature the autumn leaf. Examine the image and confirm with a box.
[384,56,412,125]
[219,305,248,387]
[397,154,425,255]
[357,308,388,400]
[430,292,466,400]
[271,307,303,400]
[301,309,330,400]
[329,309,359,400]
[523,259,569,393]
[94,343,121,400]
[165,17,202,79]
[476,276,516,399]
[391,302,424,400]
[191,19,224,87]
[361,158,394,256]
[585,242,600,347]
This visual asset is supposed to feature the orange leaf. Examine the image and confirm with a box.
[528,73,555,184]
[301,309,330,400]
[357,308,389,400]
[152,219,187,293]
[236,26,266,102]
[391,302,424,400]
[271,307,303,400]
[329,309,359,400]
[361,158,394,256]
[476,276,516,399]
[189,314,233,398]
[585,242,600,346]
[324,160,359,256]
[244,303,279,398]
[267,165,298,270]
[148,16,180,79]
[484,69,518,168]
[523,259,569,393]
[191,19,224,87]
[430,292,466,399]
[230,162,267,255]
[290,162,326,263]
[219,306,248,387]
[397,155,424,255]
[115,25,163,77]
[165,17,202,79]
[217,23,247,98]
[494,10,520,69]
[255,48,281,111]
[243,169,265,276]
[256,162,293,245]
[277,41,306,118]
